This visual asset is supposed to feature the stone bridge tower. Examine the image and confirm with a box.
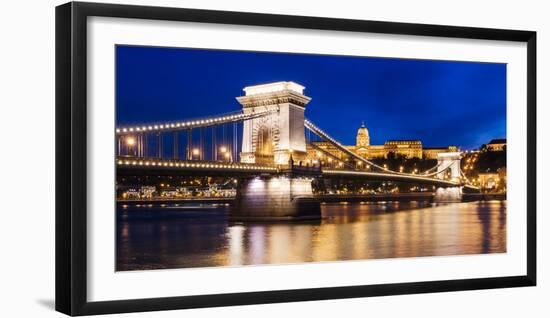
[436,152,462,182]
[435,152,463,202]
[237,81,311,165]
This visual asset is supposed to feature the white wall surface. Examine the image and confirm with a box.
[0,0,547,317]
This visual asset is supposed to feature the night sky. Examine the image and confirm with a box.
[116,45,506,150]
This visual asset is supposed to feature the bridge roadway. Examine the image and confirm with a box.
[117,157,477,190]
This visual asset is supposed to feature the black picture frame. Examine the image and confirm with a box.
[55,1,537,316]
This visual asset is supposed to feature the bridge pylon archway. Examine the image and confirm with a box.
[237,81,311,165]
[435,152,463,202]
[436,152,462,182]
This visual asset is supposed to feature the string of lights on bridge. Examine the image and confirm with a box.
[115,108,277,135]
[117,158,277,172]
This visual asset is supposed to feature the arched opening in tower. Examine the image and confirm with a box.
[255,125,274,164]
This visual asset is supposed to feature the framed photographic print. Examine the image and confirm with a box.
[55,1,536,316]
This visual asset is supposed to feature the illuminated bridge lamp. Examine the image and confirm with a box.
[192,148,200,159]
[125,136,136,146]
[124,136,136,157]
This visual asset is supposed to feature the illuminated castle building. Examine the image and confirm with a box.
[486,138,506,151]
[308,121,457,161]
[356,121,370,148]
[383,140,423,159]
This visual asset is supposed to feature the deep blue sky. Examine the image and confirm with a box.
[116,45,506,150]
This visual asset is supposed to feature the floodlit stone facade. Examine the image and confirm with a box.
[237,81,311,165]
[336,122,457,160]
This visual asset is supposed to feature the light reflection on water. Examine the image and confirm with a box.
[116,201,506,271]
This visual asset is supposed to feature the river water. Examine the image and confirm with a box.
[116,200,506,271]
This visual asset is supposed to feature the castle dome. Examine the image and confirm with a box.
[356,121,370,148]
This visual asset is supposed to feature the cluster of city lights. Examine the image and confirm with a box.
[115,109,276,135]
[116,158,277,172]
[310,147,369,170]
[463,154,478,171]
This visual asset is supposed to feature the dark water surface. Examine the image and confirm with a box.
[116,201,506,271]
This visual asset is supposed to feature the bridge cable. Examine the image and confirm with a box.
[116,107,278,135]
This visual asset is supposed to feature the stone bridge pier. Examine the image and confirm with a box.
[230,174,322,221]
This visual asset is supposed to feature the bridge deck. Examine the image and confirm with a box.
[116,157,478,191]
[117,157,277,176]
[322,169,464,187]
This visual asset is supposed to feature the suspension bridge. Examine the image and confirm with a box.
[116,81,478,221]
